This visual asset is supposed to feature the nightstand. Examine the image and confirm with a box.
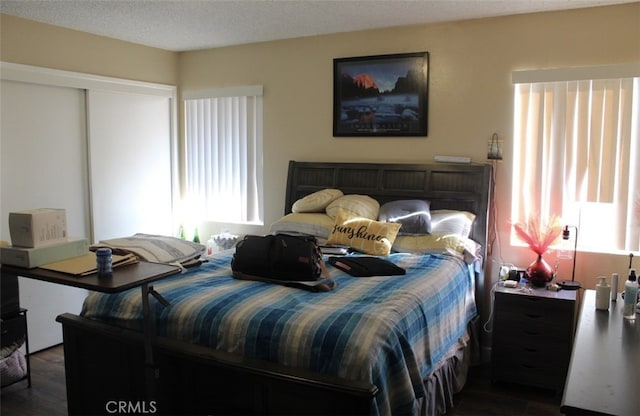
[1,308,31,387]
[491,285,577,393]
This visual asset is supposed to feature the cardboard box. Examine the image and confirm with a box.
[9,208,67,248]
[0,237,88,268]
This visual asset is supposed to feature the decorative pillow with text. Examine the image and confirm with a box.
[326,211,401,256]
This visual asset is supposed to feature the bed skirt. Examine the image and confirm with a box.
[420,316,478,415]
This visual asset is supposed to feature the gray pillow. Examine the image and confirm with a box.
[378,200,431,234]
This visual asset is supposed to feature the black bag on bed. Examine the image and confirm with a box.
[328,256,406,277]
[231,234,330,286]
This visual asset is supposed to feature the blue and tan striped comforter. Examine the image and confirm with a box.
[81,251,476,415]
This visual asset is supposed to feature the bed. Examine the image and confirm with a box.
[56,160,493,416]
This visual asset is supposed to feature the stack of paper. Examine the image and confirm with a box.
[39,252,138,276]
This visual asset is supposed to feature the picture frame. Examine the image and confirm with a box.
[333,51,429,137]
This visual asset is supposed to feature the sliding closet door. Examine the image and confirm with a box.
[1,64,176,351]
[0,80,89,351]
[87,90,173,241]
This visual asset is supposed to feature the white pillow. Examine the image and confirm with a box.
[325,194,380,220]
[292,189,343,213]
[430,210,476,238]
[269,213,335,238]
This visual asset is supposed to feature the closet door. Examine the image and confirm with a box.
[87,90,173,241]
[0,80,89,352]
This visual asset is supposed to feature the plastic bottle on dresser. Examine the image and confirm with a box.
[623,268,638,320]
[595,276,611,310]
[611,272,619,301]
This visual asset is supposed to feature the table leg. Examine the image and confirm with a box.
[140,283,170,400]
[141,283,157,400]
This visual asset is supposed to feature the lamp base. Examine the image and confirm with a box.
[557,280,581,290]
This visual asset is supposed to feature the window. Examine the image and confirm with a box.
[184,86,263,224]
[512,66,640,253]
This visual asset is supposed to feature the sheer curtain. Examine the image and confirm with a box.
[512,73,639,253]
[184,86,263,224]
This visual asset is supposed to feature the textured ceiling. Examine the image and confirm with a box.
[0,0,634,51]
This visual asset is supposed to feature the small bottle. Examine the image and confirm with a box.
[96,248,113,278]
[193,228,200,243]
[595,276,610,310]
[178,224,185,240]
[206,235,215,257]
[611,272,619,301]
[623,268,638,320]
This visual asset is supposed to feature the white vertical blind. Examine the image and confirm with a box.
[184,87,263,224]
[512,75,639,252]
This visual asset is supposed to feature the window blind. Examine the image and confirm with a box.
[512,75,639,253]
[184,87,263,224]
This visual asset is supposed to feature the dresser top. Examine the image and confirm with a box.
[495,283,578,301]
[561,289,639,415]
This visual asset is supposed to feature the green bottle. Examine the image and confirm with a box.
[193,228,200,243]
[178,224,185,240]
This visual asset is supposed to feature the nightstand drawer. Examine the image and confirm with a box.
[495,291,573,317]
[492,359,567,390]
[493,317,571,342]
[1,313,27,348]
[493,337,570,365]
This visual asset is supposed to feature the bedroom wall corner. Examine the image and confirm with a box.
[0,13,179,86]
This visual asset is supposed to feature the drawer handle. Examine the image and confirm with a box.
[524,347,538,353]
[523,329,540,336]
[524,313,542,319]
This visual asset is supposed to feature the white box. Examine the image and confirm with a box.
[8,208,67,248]
[0,237,88,268]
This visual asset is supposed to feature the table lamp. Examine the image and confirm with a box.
[557,225,581,290]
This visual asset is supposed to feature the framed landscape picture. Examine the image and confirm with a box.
[333,51,429,137]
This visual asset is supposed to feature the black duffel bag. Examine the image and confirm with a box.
[231,234,332,290]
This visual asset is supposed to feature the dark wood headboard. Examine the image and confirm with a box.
[285,160,493,249]
[285,160,494,323]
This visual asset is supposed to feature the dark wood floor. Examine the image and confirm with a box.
[1,345,562,416]
[448,365,562,416]
[1,345,67,416]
